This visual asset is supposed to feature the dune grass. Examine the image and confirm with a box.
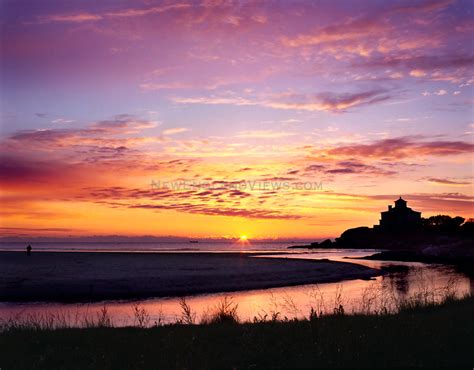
[1,294,473,369]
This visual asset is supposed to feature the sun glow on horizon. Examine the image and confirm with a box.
[238,235,250,245]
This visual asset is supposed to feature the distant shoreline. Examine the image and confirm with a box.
[0,251,381,303]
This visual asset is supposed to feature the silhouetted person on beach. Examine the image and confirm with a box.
[26,245,32,256]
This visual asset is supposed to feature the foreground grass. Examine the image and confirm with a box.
[1,296,473,369]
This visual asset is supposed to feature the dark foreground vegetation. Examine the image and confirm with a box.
[1,295,473,369]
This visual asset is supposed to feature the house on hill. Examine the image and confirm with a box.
[376,197,422,231]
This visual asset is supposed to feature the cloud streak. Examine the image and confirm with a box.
[35,3,191,24]
[324,136,474,159]
[84,186,301,220]
[425,177,471,186]
[173,89,392,112]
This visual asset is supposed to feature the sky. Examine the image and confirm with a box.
[0,0,473,239]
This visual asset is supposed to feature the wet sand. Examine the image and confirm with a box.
[0,252,381,302]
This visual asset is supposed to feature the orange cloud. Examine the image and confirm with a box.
[82,186,301,220]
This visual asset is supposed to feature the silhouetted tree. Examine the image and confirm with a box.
[422,215,465,233]
[460,218,474,236]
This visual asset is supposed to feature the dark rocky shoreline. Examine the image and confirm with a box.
[289,217,474,267]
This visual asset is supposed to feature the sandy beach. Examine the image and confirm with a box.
[0,252,380,302]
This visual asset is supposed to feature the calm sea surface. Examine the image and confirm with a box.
[0,240,307,253]
[1,242,472,326]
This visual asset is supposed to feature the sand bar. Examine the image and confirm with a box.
[0,252,381,302]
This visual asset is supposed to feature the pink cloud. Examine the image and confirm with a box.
[282,19,389,48]
[162,128,190,135]
[325,136,474,159]
[173,89,391,112]
[425,177,471,186]
[104,4,191,18]
[5,115,160,152]
[36,13,103,23]
[34,4,191,24]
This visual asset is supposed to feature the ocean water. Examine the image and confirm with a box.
[0,240,303,253]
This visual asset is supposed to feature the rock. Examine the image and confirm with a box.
[319,239,333,248]
[335,227,374,248]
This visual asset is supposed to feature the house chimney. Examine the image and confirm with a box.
[388,205,392,211]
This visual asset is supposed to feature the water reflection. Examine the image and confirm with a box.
[1,261,470,327]
[385,265,410,296]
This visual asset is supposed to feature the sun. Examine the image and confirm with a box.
[235,234,250,246]
[237,235,250,245]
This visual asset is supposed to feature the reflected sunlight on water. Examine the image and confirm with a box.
[1,253,471,327]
